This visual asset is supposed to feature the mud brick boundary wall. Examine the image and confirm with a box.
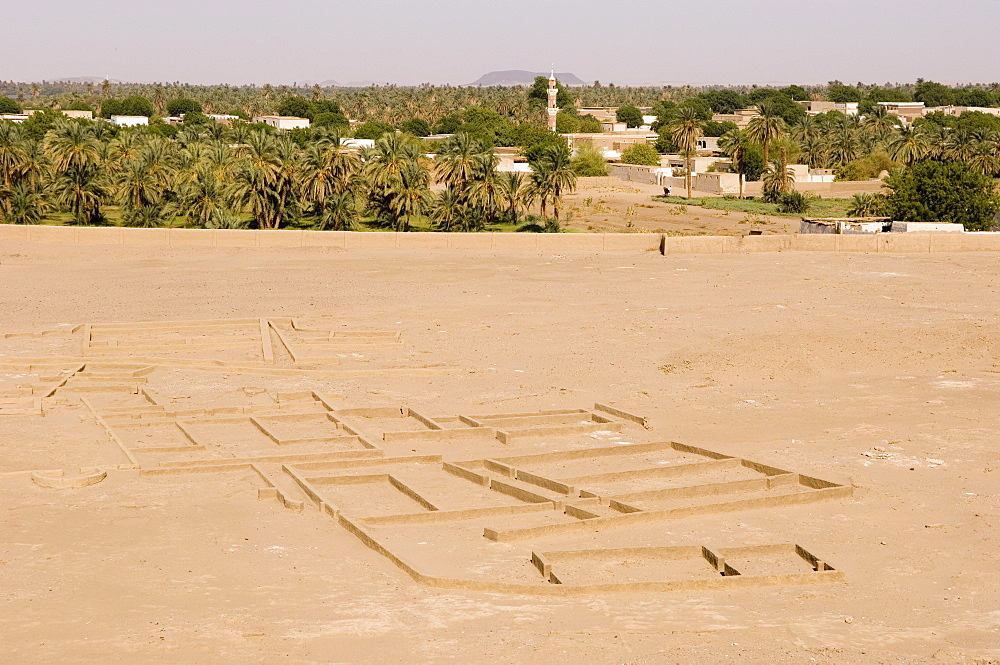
[3,224,1000,253]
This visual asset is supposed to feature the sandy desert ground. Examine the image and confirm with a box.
[561,181,798,235]
[0,240,998,664]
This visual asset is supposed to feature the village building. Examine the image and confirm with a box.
[110,115,149,127]
[711,107,761,128]
[252,115,310,130]
[798,100,859,116]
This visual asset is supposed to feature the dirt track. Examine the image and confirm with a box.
[0,242,998,664]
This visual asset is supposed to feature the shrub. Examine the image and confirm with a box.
[570,143,608,176]
[620,143,660,166]
[776,191,811,214]
[884,160,1000,230]
[0,97,21,114]
[846,193,889,217]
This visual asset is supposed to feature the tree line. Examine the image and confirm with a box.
[0,116,582,231]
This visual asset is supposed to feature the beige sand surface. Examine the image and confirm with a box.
[0,242,998,664]
[562,181,796,234]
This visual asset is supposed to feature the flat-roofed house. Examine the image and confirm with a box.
[110,115,149,127]
[711,107,760,128]
[253,115,310,130]
[877,102,926,124]
[798,101,859,116]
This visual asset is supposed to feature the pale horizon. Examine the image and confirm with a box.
[4,0,1000,87]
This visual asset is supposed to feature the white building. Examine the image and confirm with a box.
[339,138,375,149]
[110,115,149,127]
[798,101,859,117]
[0,114,28,123]
[253,115,310,130]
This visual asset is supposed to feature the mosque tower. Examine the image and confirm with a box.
[546,67,558,131]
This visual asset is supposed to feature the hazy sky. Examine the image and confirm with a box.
[4,0,999,86]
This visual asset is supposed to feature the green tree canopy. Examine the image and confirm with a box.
[167,98,202,116]
[884,160,1000,230]
[778,85,810,101]
[678,98,712,122]
[555,111,580,133]
[66,101,94,112]
[353,122,396,140]
[741,144,765,181]
[699,89,748,114]
[0,97,21,114]
[577,114,601,133]
[914,80,956,108]
[527,76,573,109]
[434,113,462,134]
[616,105,643,128]
[569,143,608,176]
[702,120,737,137]
[101,96,154,118]
[277,96,312,118]
[654,127,677,153]
[401,118,432,136]
[955,88,994,107]
[828,83,862,103]
[313,111,350,129]
[620,143,660,166]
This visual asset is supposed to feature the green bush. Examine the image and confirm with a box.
[620,143,660,166]
[0,97,21,114]
[884,160,1000,230]
[776,191,810,214]
[570,143,608,176]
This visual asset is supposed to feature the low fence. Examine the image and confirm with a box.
[0,225,661,251]
[2,224,999,254]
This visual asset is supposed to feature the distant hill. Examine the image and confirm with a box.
[469,70,586,86]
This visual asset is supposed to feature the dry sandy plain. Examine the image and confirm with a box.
[0,239,998,664]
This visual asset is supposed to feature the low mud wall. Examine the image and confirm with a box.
[2,224,999,253]
[0,225,661,251]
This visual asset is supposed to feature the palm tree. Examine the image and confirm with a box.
[529,143,576,221]
[53,162,107,225]
[229,131,298,229]
[44,120,100,173]
[429,188,462,231]
[966,140,1000,176]
[798,135,828,169]
[670,107,702,199]
[386,159,431,232]
[497,171,533,224]
[0,122,28,190]
[177,168,230,227]
[717,128,750,199]
[746,106,786,165]
[944,129,978,162]
[887,126,931,165]
[436,133,489,196]
[829,125,861,166]
[3,181,50,224]
[762,148,795,202]
[318,190,358,230]
[466,166,502,226]
[861,106,898,143]
[846,192,888,217]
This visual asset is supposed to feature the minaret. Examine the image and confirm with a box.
[546,67,558,131]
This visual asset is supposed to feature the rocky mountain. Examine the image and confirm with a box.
[468,70,586,86]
